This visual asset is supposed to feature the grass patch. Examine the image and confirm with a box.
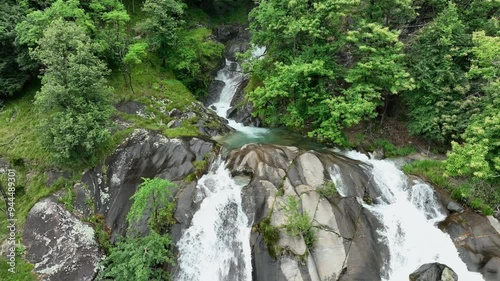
[403,160,498,215]
[0,81,53,169]
[282,196,315,250]
[372,139,417,158]
[0,256,37,281]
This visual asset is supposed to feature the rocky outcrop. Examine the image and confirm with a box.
[116,98,233,138]
[23,198,102,281]
[82,129,217,238]
[440,211,500,281]
[227,144,388,281]
[409,263,458,281]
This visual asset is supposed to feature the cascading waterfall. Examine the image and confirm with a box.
[175,158,252,281]
[210,48,268,136]
[176,49,266,281]
[343,151,484,281]
[175,41,486,280]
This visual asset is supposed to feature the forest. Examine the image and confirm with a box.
[0,0,498,280]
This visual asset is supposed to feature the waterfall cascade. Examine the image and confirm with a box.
[343,151,484,281]
[175,158,252,281]
[175,47,486,281]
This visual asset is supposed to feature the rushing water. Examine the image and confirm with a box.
[343,151,484,281]
[175,158,252,281]
[175,47,485,280]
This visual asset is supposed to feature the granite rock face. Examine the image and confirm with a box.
[227,144,388,281]
[82,129,217,238]
[23,198,102,281]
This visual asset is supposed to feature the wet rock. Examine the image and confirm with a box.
[446,201,464,213]
[409,263,458,281]
[205,77,226,106]
[23,198,102,281]
[440,210,500,281]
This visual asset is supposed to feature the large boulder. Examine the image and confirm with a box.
[82,129,217,238]
[440,211,500,281]
[409,263,458,281]
[227,144,387,281]
[23,198,102,281]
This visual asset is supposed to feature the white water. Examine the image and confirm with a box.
[343,151,484,281]
[210,49,268,137]
[176,158,252,281]
[176,47,267,281]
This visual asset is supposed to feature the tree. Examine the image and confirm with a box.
[15,0,92,72]
[139,0,186,65]
[404,3,472,143]
[247,0,412,144]
[32,19,112,162]
[98,232,175,281]
[446,31,499,180]
[0,0,30,97]
[127,178,176,233]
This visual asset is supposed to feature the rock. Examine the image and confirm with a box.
[168,108,182,117]
[45,169,70,187]
[213,25,248,43]
[278,229,307,256]
[115,100,145,115]
[446,201,464,213]
[409,263,458,281]
[440,210,500,281]
[82,129,216,238]
[167,119,182,128]
[23,198,102,281]
[0,158,9,174]
[296,152,324,187]
[227,144,388,281]
[205,80,225,105]
[372,148,385,160]
[73,183,93,217]
[224,37,250,61]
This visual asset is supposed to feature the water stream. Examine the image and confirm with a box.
[343,151,484,281]
[175,51,485,280]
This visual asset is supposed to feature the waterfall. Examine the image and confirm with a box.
[209,53,268,137]
[343,151,484,281]
[175,158,252,281]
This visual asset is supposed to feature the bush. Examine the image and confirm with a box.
[257,217,281,259]
[373,139,417,157]
[282,196,315,250]
[317,181,337,199]
[98,232,175,281]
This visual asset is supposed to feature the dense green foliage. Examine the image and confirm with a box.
[246,0,414,144]
[404,3,471,142]
[98,232,175,281]
[127,178,176,233]
[100,178,177,280]
[33,19,112,162]
[446,31,499,180]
